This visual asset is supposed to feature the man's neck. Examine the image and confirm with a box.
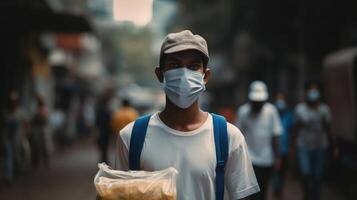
[159,99,207,132]
[306,101,319,110]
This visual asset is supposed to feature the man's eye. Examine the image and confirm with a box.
[187,64,202,70]
[168,63,180,68]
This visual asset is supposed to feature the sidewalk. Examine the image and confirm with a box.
[0,138,103,200]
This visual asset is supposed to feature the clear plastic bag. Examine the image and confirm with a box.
[94,163,178,200]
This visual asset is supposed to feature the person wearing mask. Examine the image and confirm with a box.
[272,92,294,198]
[114,30,259,200]
[96,89,113,163]
[291,82,338,200]
[236,81,283,200]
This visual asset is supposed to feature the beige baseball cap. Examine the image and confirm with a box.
[160,30,209,64]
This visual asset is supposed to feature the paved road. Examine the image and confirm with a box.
[0,138,345,200]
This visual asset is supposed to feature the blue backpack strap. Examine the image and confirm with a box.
[129,115,151,170]
[211,113,229,200]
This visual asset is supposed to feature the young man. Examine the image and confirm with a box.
[115,30,259,200]
[236,81,283,200]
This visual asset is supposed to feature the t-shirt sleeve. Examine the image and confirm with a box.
[114,122,135,170]
[321,104,332,124]
[271,105,283,136]
[293,104,302,125]
[225,123,260,199]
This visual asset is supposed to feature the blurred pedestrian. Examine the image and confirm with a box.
[291,82,338,200]
[83,96,96,135]
[272,92,294,198]
[236,80,283,200]
[96,90,113,163]
[77,96,96,137]
[29,95,50,168]
[111,99,138,135]
[1,91,29,184]
[114,30,259,200]
[76,97,87,138]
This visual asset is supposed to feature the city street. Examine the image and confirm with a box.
[0,1,356,200]
[0,137,344,200]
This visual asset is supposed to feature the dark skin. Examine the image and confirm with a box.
[155,50,211,132]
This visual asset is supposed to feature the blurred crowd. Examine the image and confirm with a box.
[0,91,50,185]
[0,87,139,187]
[231,80,337,200]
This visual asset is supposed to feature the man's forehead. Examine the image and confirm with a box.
[165,50,204,62]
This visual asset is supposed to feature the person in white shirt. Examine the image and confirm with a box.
[115,30,259,200]
[236,81,283,200]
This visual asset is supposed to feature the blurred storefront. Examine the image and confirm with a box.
[0,0,99,147]
[323,47,357,199]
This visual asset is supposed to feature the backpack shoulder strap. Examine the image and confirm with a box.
[211,113,229,200]
[129,114,151,170]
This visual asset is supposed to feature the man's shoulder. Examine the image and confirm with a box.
[119,113,157,141]
[295,102,306,109]
[263,102,277,111]
[238,103,250,115]
[226,121,245,144]
[318,103,330,111]
[262,102,280,115]
[220,121,248,156]
[118,120,136,146]
[226,121,243,134]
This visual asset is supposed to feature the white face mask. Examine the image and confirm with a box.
[163,68,206,109]
[275,99,286,111]
[307,89,320,102]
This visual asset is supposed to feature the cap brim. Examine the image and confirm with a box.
[249,91,268,101]
[163,44,209,60]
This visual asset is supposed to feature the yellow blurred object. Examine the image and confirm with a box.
[111,107,139,134]
[97,178,175,200]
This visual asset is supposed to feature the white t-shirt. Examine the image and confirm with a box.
[294,102,331,149]
[236,103,283,167]
[115,112,259,200]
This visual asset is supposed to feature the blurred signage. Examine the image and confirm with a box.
[113,0,153,26]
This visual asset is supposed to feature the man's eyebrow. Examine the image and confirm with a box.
[166,58,180,62]
[191,59,203,63]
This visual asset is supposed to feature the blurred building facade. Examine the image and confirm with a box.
[167,0,357,108]
[0,0,102,146]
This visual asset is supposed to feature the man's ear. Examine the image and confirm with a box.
[155,66,164,83]
[203,67,211,84]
